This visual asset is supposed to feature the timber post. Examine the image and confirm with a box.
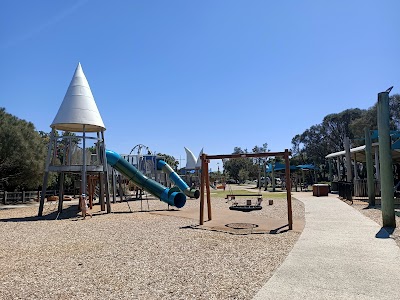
[364,127,375,206]
[377,90,396,228]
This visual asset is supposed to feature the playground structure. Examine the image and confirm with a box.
[38,63,199,218]
[38,63,111,217]
[198,149,293,230]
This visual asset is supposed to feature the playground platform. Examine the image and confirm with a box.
[252,192,400,300]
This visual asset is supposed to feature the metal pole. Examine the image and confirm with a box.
[364,127,375,206]
[328,159,333,182]
[377,91,396,227]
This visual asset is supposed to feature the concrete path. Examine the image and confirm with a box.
[253,192,400,300]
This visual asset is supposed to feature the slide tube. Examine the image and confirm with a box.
[157,160,200,199]
[106,150,186,208]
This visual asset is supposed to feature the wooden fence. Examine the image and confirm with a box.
[0,190,59,205]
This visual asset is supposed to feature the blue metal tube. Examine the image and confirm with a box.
[157,160,200,199]
[106,150,186,208]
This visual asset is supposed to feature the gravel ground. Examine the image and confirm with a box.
[0,195,305,300]
[341,198,400,248]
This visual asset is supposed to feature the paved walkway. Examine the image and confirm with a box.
[253,192,400,300]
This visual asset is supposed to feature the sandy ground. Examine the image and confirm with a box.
[0,188,305,300]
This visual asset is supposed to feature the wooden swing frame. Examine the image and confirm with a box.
[199,149,293,230]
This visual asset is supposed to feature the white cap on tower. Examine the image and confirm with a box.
[51,63,105,132]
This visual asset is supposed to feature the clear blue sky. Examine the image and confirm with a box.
[1,0,399,170]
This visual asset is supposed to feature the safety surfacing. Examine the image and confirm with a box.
[151,207,304,235]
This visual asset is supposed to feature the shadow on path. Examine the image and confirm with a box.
[375,226,395,239]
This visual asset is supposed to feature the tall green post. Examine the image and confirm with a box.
[364,127,375,206]
[377,91,396,228]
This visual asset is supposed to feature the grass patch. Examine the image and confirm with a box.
[210,189,288,199]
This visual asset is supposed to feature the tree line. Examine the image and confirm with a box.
[1,95,400,190]
[291,94,400,169]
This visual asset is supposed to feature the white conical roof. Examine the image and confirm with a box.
[195,148,203,169]
[184,147,197,169]
[51,63,105,132]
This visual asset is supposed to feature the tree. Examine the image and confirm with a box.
[0,108,46,190]
[157,153,179,170]
[291,108,364,166]
[223,157,250,183]
[223,143,270,183]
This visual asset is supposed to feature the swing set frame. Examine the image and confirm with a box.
[199,149,293,230]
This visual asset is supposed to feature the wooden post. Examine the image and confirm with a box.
[81,125,87,198]
[377,91,396,227]
[118,175,124,202]
[101,130,111,213]
[99,173,105,211]
[205,158,212,221]
[58,172,65,214]
[112,169,117,203]
[353,153,358,179]
[264,161,268,191]
[365,127,375,206]
[272,161,276,192]
[374,147,380,181]
[199,154,205,225]
[344,136,352,182]
[284,149,293,230]
[39,129,55,216]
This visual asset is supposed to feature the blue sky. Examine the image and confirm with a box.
[1,0,399,170]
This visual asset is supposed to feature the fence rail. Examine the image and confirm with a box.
[0,190,59,205]
[353,179,381,197]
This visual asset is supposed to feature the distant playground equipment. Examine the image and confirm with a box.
[224,181,263,212]
[157,160,200,199]
[198,149,293,230]
[226,195,263,212]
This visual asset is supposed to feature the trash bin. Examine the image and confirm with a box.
[313,184,329,197]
